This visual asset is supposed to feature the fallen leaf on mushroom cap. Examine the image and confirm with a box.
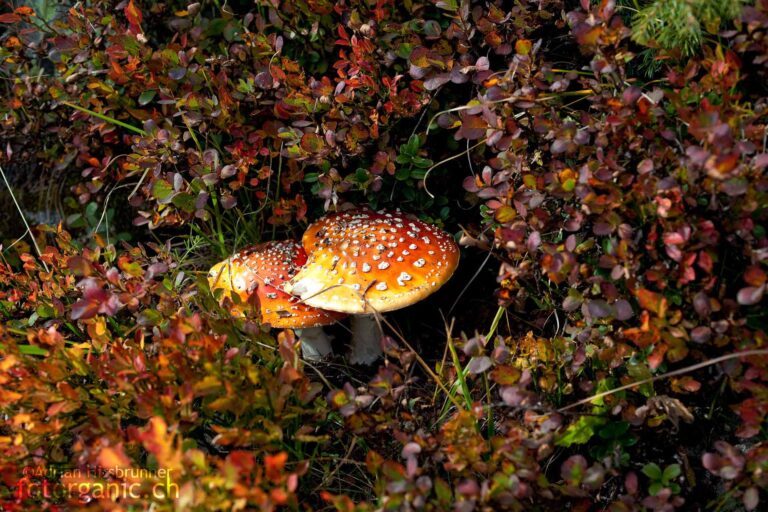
[207,240,345,328]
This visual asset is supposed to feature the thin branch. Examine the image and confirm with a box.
[558,349,768,413]
[423,138,488,198]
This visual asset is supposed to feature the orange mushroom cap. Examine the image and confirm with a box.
[207,240,345,328]
[284,209,460,314]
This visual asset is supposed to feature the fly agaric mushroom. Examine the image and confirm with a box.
[207,240,345,360]
[283,209,460,364]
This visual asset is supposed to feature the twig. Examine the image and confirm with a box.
[447,244,494,316]
[380,314,464,411]
[558,349,768,413]
[423,138,488,198]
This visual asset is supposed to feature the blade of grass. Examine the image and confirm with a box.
[182,114,203,154]
[446,335,473,411]
[0,164,50,272]
[437,306,506,421]
[483,373,494,437]
[61,101,147,135]
[485,305,505,341]
[379,315,463,411]
[0,343,49,356]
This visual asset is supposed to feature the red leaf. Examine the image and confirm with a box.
[0,13,21,23]
[124,0,143,34]
[265,452,288,483]
[14,7,36,16]
[70,299,98,320]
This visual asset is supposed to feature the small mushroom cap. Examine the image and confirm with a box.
[207,240,345,328]
[284,209,459,314]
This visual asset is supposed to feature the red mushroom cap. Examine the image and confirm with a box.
[284,209,460,314]
[208,240,345,328]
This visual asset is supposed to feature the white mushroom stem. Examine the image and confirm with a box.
[347,314,383,365]
[296,327,333,361]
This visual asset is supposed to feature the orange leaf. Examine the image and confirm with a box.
[635,288,667,318]
[97,445,133,471]
[265,452,288,483]
[648,344,667,370]
[270,488,289,505]
[125,0,143,34]
[515,39,533,55]
[744,266,767,287]
[14,6,35,16]
[137,417,182,471]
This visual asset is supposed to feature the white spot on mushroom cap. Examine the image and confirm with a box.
[397,272,412,286]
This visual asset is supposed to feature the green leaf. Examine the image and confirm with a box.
[642,462,663,480]
[66,213,85,228]
[435,0,458,11]
[648,482,663,496]
[406,134,421,153]
[152,180,174,201]
[627,360,655,397]
[556,415,607,447]
[434,477,453,504]
[396,43,414,59]
[411,156,433,168]
[597,421,630,440]
[138,90,156,106]
[138,309,163,326]
[662,464,681,482]
[85,201,99,221]
[395,168,411,181]
[17,344,49,356]
[591,378,616,410]
[36,304,55,319]
[171,192,196,213]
